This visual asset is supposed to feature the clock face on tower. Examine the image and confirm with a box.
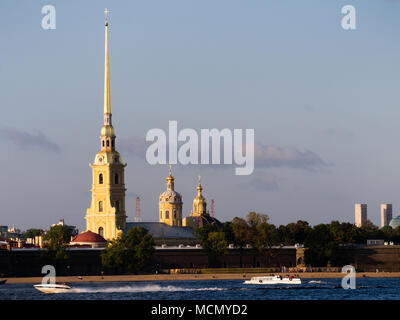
[95,155,104,165]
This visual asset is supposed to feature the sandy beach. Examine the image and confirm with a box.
[2,272,400,284]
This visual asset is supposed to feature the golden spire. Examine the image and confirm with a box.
[191,175,206,217]
[197,175,203,195]
[166,165,174,190]
[104,8,111,123]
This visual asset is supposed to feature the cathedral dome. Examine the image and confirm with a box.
[71,230,106,243]
[70,230,107,247]
[159,166,182,203]
[159,189,182,203]
[389,216,400,229]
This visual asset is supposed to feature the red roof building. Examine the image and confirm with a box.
[70,230,107,248]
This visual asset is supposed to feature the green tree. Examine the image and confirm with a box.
[221,222,235,244]
[348,220,382,244]
[278,220,311,245]
[207,232,228,255]
[246,213,268,250]
[194,225,227,267]
[257,223,280,248]
[277,225,292,245]
[44,225,72,248]
[101,227,155,274]
[304,224,339,267]
[244,212,282,267]
[246,212,269,227]
[193,224,219,246]
[380,226,398,242]
[24,228,43,239]
[391,227,400,243]
[206,231,228,267]
[101,234,126,269]
[257,223,280,266]
[231,217,251,267]
[328,221,355,244]
[43,225,73,260]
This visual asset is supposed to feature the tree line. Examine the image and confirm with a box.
[194,212,400,267]
[25,213,400,269]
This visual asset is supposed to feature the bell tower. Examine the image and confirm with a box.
[191,176,207,216]
[85,9,127,240]
[183,176,209,228]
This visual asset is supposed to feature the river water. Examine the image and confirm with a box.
[1,278,399,300]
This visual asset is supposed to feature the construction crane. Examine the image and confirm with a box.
[210,199,215,218]
[135,197,142,222]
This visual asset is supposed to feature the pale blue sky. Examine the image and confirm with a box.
[1,1,400,231]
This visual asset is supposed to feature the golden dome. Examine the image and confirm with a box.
[159,165,182,203]
[159,189,182,203]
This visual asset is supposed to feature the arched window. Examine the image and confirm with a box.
[111,140,115,148]
[102,140,105,147]
[99,201,103,212]
[115,200,120,213]
[165,211,169,219]
[98,227,104,237]
[174,210,176,219]
[106,140,110,147]
[99,173,103,184]
[114,173,119,184]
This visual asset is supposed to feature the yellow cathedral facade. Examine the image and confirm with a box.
[84,11,220,241]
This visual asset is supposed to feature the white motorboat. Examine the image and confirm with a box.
[244,275,301,285]
[33,283,72,293]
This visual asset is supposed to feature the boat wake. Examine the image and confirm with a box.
[69,284,226,294]
[308,280,328,284]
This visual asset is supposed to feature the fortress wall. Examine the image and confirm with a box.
[2,246,400,277]
[337,246,400,272]
[0,248,296,277]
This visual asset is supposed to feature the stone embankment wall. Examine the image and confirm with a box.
[2,245,399,277]
[0,247,295,277]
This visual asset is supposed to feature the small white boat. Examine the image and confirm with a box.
[244,275,301,285]
[34,283,72,293]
